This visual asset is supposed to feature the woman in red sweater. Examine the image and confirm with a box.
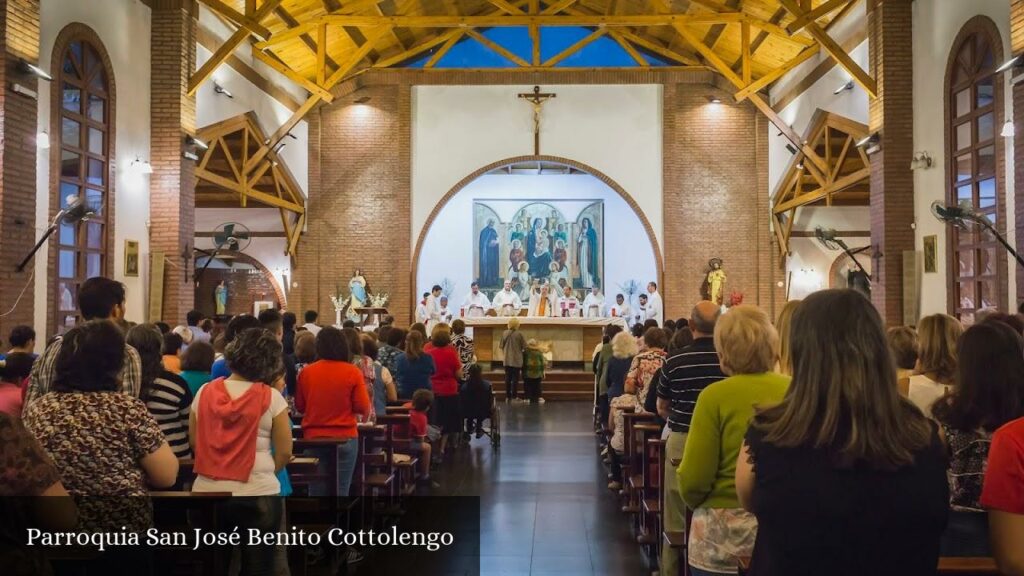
[424,323,462,457]
[296,327,370,496]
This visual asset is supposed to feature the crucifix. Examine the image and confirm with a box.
[517,85,557,155]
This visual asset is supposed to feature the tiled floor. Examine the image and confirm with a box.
[432,401,650,576]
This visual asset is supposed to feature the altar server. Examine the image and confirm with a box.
[609,293,631,320]
[529,283,557,317]
[415,293,431,324]
[425,285,443,326]
[462,282,492,317]
[438,296,454,324]
[493,281,523,316]
[646,282,664,327]
[558,285,581,317]
[637,294,649,325]
[582,287,606,318]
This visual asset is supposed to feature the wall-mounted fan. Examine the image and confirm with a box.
[815,226,872,284]
[194,222,252,284]
[931,201,1024,268]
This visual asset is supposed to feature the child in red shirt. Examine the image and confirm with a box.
[403,389,440,486]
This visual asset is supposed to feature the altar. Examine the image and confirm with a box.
[465,316,629,367]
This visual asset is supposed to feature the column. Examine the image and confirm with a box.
[867,0,915,324]
[150,0,197,323]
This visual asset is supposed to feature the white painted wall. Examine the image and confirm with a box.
[411,84,663,249]
[35,0,152,337]
[415,174,658,303]
[912,0,1014,316]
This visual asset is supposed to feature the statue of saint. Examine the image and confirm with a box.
[215,281,227,315]
[702,258,727,306]
[348,269,368,309]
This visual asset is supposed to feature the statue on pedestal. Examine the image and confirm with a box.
[214,281,227,315]
[701,258,727,306]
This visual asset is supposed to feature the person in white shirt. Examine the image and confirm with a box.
[646,281,664,327]
[302,310,322,335]
[492,281,523,316]
[609,293,631,320]
[462,282,492,317]
[582,287,605,318]
[438,296,454,324]
[558,285,581,317]
[528,283,557,317]
[415,293,431,324]
[424,285,443,326]
[637,293,649,326]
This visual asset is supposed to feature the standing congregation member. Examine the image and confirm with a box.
[210,314,262,379]
[735,290,948,576]
[161,332,183,373]
[379,327,406,378]
[981,415,1024,575]
[522,339,548,404]
[492,280,523,316]
[190,327,292,576]
[362,335,398,418]
[282,311,297,356]
[462,282,492,317]
[774,300,801,376]
[179,340,215,397]
[583,287,606,318]
[395,330,436,399]
[5,324,36,357]
[26,277,142,407]
[887,326,920,390]
[656,301,725,576]
[25,321,178,534]
[425,324,463,455]
[186,310,211,345]
[451,319,475,382]
[128,325,192,459]
[595,324,624,426]
[302,310,322,335]
[909,313,962,417]
[609,293,631,320]
[932,321,1024,556]
[646,282,664,327]
[296,327,371,496]
[0,353,34,417]
[500,317,527,402]
[606,330,639,490]
[678,306,789,576]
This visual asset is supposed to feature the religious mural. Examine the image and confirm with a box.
[473,200,604,296]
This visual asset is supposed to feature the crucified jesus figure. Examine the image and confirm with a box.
[517,85,556,155]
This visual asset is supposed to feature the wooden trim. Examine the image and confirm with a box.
[188,0,282,95]
[771,26,867,112]
[196,27,303,111]
[778,0,876,97]
[786,0,853,34]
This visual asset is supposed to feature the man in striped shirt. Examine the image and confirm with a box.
[656,300,725,576]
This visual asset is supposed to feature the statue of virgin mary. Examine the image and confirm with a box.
[576,218,598,288]
[347,269,368,314]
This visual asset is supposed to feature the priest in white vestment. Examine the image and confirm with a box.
[582,287,606,318]
[492,281,523,316]
[528,283,557,317]
[646,281,664,327]
[415,292,431,324]
[609,293,631,320]
[462,282,492,317]
[424,285,443,328]
[557,285,581,317]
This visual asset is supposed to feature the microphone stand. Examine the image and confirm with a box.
[16,208,67,272]
[966,214,1024,269]
[831,237,872,283]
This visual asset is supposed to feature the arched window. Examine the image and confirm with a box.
[946,22,1006,322]
[53,37,112,334]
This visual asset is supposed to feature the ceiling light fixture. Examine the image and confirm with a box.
[18,59,52,81]
[213,82,233,99]
[833,80,854,95]
[706,95,722,104]
[856,132,881,155]
[185,135,209,150]
[1001,121,1016,138]
[354,96,371,104]
[996,55,1022,74]
[131,157,153,175]
[36,131,50,149]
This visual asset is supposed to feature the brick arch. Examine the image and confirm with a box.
[195,250,287,310]
[411,155,665,315]
[46,23,118,337]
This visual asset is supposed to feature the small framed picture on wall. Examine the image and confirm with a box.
[124,240,140,277]
[923,235,937,274]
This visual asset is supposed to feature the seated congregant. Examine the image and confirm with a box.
[0,352,33,417]
[887,326,919,393]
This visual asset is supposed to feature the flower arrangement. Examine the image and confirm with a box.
[369,292,390,308]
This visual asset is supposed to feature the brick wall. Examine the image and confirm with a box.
[150,0,196,324]
[868,0,916,325]
[195,268,280,317]
[293,68,778,326]
[1013,0,1024,306]
[0,0,40,336]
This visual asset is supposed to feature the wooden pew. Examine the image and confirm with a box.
[628,422,661,537]
[375,413,421,497]
[736,556,1001,575]
[640,437,665,554]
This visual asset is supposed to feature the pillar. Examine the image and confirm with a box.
[1012,0,1024,306]
[150,0,197,323]
[867,0,915,324]
[0,0,41,333]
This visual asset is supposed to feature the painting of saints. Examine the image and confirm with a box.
[515,261,531,300]
[549,261,569,288]
[509,239,525,271]
[554,223,568,247]
[525,217,544,268]
[553,238,567,268]
[510,223,525,244]
[577,217,599,288]
[531,239,552,280]
[478,218,500,287]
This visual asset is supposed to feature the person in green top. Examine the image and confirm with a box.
[522,339,548,404]
[178,340,214,396]
[594,324,625,426]
[677,305,790,576]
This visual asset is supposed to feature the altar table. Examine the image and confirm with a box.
[464,317,629,365]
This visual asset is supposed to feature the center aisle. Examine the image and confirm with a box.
[432,401,649,576]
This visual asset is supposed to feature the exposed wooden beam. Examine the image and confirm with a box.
[786,0,852,34]
[287,213,305,256]
[681,0,815,47]
[530,24,541,66]
[729,6,785,73]
[372,30,462,67]
[541,0,580,15]
[487,0,526,15]
[315,13,749,28]
[274,5,342,74]
[734,43,819,102]
[740,20,751,84]
[771,20,868,111]
[425,30,464,67]
[778,0,876,97]
[196,167,306,213]
[196,27,302,111]
[609,31,649,66]
[467,29,530,67]
[542,28,607,67]
[197,0,271,40]
[772,167,871,213]
[316,23,327,85]
[250,46,335,102]
[189,0,282,96]
[615,30,702,66]
[703,0,740,51]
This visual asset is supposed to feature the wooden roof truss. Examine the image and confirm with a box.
[195,112,307,257]
[771,109,871,257]
[192,0,873,180]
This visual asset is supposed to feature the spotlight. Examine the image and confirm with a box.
[354,96,371,104]
[131,157,153,174]
[796,161,805,170]
[706,95,722,104]
[1002,121,1015,138]
[213,82,233,99]
[996,55,1022,74]
[285,132,298,140]
[785,144,798,155]
[833,81,854,95]
[272,141,288,154]
[185,135,209,150]
[910,151,933,170]
[18,59,52,81]
[36,131,50,149]
[856,133,880,148]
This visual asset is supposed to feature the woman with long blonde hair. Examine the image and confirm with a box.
[909,313,963,418]
[775,300,801,376]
